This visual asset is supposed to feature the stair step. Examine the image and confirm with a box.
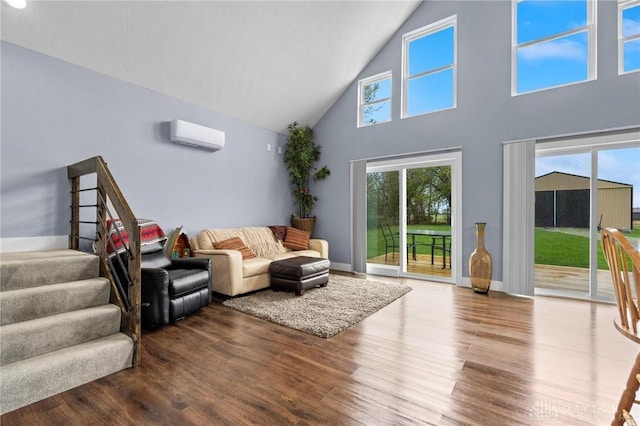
[0,249,99,292]
[0,333,133,415]
[0,278,110,325]
[1,305,123,366]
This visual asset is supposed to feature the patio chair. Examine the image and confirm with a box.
[601,227,640,426]
[380,224,420,262]
[380,224,399,262]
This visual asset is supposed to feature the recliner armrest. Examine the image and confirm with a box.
[141,268,171,285]
[171,257,211,270]
[170,257,212,303]
[140,268,171,326]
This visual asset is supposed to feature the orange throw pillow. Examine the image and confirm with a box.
[283,227,311,251]
[213,237,256,259]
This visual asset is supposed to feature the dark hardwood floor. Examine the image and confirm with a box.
[2,273,637,425]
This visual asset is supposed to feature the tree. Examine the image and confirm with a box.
[367,166,452,228]
[283,122,330,218]
[363,83,384,125]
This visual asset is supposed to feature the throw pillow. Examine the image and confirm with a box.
[283,227,310,251]
[268,225,288,242]
[213,237,256,259]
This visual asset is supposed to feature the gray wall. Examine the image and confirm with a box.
[1,41,291,240]
[312,0,640,278]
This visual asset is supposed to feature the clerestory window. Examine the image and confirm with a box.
[402,16,457,118]
[512,0,596,95]
[358,71,392,127]
[619,0,640,73]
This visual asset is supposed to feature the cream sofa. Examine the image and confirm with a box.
[190,227,329,297]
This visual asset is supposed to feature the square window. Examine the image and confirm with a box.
[517,31,589,93]
[623,38,640,72]
[620,1,640,74]
[402,16,457,118]
[358,71,392,127]
[407,69,454,117]
[513,0,595,95]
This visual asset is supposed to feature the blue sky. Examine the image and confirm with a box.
[366,1,640,191]
[517,0,590,93]
[527,1,640,209]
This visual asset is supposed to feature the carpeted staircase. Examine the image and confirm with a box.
[0,249,134,414]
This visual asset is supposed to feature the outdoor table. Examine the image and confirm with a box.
[406,229,451,268]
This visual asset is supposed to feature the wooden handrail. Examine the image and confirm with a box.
[68,156,141,366]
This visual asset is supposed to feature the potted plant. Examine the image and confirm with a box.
[283,121,330,235]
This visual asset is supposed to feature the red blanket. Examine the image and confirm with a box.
[106,218,166,255]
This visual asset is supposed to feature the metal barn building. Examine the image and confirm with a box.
[535,171,633,230]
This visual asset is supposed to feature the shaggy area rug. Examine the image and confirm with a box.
[221,274,412,338]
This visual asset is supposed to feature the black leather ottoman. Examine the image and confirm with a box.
[270,256,330,296]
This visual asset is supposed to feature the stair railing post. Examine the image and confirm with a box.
[127,226,141,366]
[69,176,80,250]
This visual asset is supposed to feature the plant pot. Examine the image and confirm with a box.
[291,215,316,236]
[469,222,492,293]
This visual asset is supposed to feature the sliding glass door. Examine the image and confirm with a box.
[365,152,461,283]
[367,170,400,268]
[535,143,640,301]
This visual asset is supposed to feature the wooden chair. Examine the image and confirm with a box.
[601,227,640,426]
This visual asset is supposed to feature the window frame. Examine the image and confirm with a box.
[357,71,393,128]
[619,0,640,74]
[401,15,457,119]
[511,0,597,96]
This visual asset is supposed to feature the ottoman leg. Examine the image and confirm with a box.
[296,289,304,296]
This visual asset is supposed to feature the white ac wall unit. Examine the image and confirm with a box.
[169,119,225,151]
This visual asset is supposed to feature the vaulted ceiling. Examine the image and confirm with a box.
[1,1,422,133]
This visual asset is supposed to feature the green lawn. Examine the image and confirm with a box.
[535,228,607,269]
[535,227,640,270]
[368,224,640,269]
[367,224,451,259]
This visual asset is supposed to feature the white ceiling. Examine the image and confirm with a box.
[1,0,421,133]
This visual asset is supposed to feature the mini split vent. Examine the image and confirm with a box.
[169,119,225,152]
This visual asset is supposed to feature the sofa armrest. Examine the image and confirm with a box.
[193,249,244,296]
[309,239,329,258]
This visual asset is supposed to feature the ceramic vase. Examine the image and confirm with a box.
[469,222,492,293]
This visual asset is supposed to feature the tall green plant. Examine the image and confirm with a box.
[283,121,330,218]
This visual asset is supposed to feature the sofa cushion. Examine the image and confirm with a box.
[268,225,288,242]
[262,251,318,262]
[283,227,311,251]
[239,227,285,257]
[214,237,256,259]
[242,257,273,278]
[199,227,284,257]
[199,228,244,249]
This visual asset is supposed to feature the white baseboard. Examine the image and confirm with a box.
[329,262,352,272]
[461,277,504,293]
[0,236,68,253]
[328,262,505,293]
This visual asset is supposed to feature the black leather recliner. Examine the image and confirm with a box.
[138,242,212,327]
